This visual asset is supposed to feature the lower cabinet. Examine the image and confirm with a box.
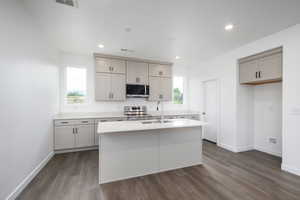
[54,121,95,150]
[54,126,75,150]
[54,115,199,151]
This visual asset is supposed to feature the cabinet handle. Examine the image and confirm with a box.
[72,128,75,134]
[255,72,258,78]
[159,71,163,76]
[111,67,114,71]
[259,71,262,78]
[112,93,114,99]
[61,121,68,124]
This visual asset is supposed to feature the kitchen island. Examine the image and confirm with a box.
[97,119,206,184]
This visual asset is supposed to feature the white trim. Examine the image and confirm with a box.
[254,146,282,157]
[236,145,254,152]
[281,163,300,176]
[6,152,54,200]
[218,143,237,152]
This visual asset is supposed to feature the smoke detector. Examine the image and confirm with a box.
[55,0,78,8]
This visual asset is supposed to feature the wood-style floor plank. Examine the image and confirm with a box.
[17,141,300,200]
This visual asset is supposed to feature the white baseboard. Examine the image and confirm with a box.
[218,143,237,152]
[55,146,98,154]
[236,145,254,152]
[254,146,282,157]
[281,163,300,176]
[6,151,54,200]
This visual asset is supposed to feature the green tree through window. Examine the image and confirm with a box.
[65,67,87,104]
[173,77,184,104]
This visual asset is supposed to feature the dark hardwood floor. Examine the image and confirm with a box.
[17,141,300,200]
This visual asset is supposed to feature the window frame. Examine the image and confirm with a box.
[62,66,89,106]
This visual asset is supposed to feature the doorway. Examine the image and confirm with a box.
[202,79,220,144]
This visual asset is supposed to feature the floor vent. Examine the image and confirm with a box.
[55,0,78,8]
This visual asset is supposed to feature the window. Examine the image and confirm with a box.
[173,76,184,104]
[65,67,87,104]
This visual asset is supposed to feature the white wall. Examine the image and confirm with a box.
[188,55,237,151]
[0,1,59,199]
[254,83,282,157]
[59,52,190,113]
[189,24,300,175]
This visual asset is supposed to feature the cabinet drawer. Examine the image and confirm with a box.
[96,118,126,123]
[78,119,94,125]
[55,119,94,126]
[54,120,79,126]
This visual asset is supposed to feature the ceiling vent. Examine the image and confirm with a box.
[55,0,78,8]
[121,48,135,53]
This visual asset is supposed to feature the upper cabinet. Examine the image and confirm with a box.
[95,57,126,101]
[94,54,173,102]
[239,47,282,85]
[126,61,149,85]
[149,64,172,77]
[95,58,126,74]
[149,76,172,102]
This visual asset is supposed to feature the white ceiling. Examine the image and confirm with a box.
[23,0,300,64]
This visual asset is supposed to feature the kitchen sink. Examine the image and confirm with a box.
[141,120,172,124]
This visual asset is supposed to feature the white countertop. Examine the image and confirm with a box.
[54,111,201,120]
[97,119,207,134]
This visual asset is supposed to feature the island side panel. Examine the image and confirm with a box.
[99,131,159,184]
[159,127,202,172]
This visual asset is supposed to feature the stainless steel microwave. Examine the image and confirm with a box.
[126,84,149,98]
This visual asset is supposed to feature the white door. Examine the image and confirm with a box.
[203,80,218,143]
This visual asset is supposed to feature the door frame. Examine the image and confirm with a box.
[202,78,221,146]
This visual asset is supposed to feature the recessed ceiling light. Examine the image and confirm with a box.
[125,27,132,32]
[225,24,234,31]
[175,56,181,60]
[98,44,104,48]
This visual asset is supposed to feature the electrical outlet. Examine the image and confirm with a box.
[269,138,277,144]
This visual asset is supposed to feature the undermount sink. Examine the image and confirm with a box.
[141,120,172,124]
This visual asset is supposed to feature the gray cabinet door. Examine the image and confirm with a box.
[110,59,126,74]
[126,61,149,84]
[111,74,126,101]
[95,58,126,74]
[239,59,258,84]
[258,53,282,81]
[95,58,111,73]
[149,77,172,101]
[161,77,172,101]
[149,64,172,77]
[54,126,75,150]
[95,73,111,101]
[76,125,94,148]
[149,76,161,101]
